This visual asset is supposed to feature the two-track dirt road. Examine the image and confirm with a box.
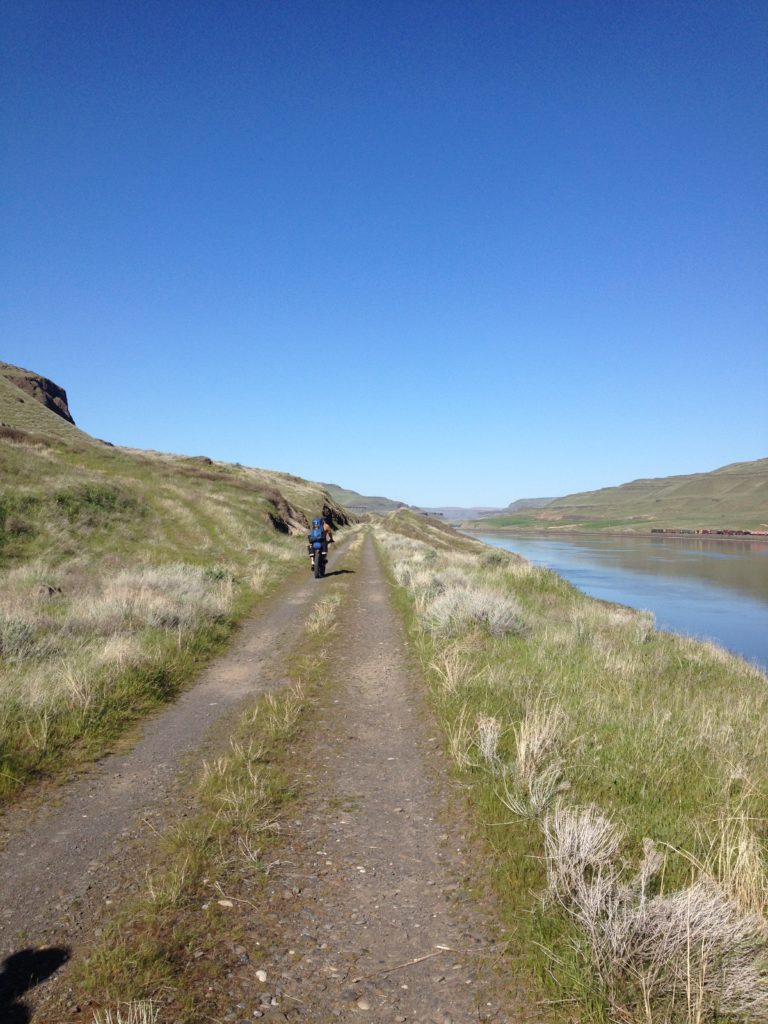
[240,536,531,1023]
[1,532,535,1023]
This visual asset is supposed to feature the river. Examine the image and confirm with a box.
[470,532,768,672]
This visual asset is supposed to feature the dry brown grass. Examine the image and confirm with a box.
[93,1001,159,1024]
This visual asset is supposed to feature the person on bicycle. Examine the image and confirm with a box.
[308,516,334,554]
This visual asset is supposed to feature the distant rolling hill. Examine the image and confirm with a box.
[471,459,768,534]
[419,498,555,521]
[417,507,497,520]
[321,483,409,515]
[503,496,556,514]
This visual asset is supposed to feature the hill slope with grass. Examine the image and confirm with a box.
[474,457,768,533]
[0,365,93,445]
[322,481,409,514]
[0,362,352,800]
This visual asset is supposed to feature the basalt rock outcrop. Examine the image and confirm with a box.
[0,362,75,424]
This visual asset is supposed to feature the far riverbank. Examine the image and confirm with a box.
[462,525,768,544]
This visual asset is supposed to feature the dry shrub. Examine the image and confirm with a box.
[249,564,269,592]
[445,702,477,769]
[498,759,564,819]
[476,714,502,765]
[515,701,565,782]
[695,813,768,918]
[543,806,768,1022]
[428,645,477,695]
[86,564,232,632]
[93,633,146,670]
[497,702,567,818]
[543,804,625,905]
[424,585,523,638]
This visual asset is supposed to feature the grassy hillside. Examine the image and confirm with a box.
[0,364,351,800]
[474,457,768,533]
[377,510,768,1024]
[322,481,408,514]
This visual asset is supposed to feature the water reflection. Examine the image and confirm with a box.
[471,533,768,671]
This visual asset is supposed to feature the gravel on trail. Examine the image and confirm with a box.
[239,537,535,1023]
[0,551,345,969]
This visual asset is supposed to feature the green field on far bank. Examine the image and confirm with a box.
[472,457,768,534]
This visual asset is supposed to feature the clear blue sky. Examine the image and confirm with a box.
[2,0,766,506]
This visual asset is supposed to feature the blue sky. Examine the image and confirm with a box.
[2,0,766,506]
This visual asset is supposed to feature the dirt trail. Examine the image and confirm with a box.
[0,546,351,965]
[248,537,529,1023]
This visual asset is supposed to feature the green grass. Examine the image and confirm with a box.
[377,510,768,1024]
[469,514,542,528]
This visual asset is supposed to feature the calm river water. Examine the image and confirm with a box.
[471,533,768,672]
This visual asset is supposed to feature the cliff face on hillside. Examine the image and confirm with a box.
[0,362,75,424]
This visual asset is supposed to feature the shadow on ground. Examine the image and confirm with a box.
[0,948,70,1023]
[324,569,355,577]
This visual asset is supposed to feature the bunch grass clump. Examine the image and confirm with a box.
[93,1002,159,1024]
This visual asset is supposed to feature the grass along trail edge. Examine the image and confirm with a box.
[375,510,768,1024]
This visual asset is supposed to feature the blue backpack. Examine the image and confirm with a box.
[309,518,325,548]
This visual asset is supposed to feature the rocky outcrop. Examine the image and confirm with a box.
[263,489,309,535]
[321,501,352,529]
[263,493,353,535]
[0,362,75,424]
